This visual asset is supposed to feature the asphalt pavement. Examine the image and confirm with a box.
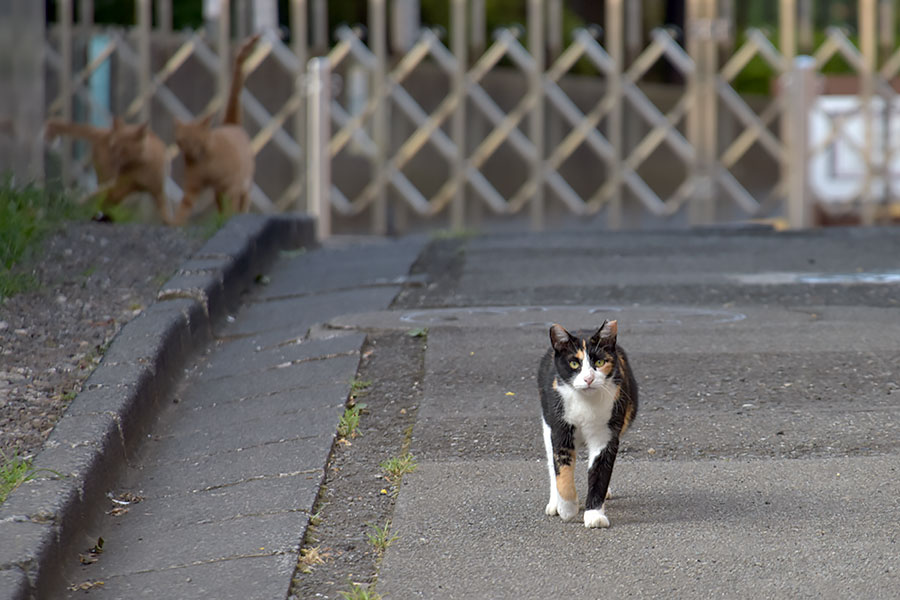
[3,220,899,599]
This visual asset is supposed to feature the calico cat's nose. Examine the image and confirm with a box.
[583,373,594,385]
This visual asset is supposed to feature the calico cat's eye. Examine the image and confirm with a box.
[594,359,606,368]
[568,360,580,370]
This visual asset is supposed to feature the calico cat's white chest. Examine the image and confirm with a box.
[557,381,616,450]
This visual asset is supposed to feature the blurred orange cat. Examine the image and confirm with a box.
[45,117,170,222]
[172,34,260,226]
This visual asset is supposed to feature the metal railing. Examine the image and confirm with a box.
[44,0,900,237]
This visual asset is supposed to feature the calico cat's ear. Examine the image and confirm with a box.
[549,324,575,353]
[590,320,618,347]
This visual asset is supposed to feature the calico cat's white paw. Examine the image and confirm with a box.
[545,499,558,516]
[557,498,578,521]
[583,509,610,528]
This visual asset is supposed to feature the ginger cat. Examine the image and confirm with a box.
[45,117,171,223]
[172,34,260,226]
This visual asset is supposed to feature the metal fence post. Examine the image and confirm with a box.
[468,0,485,228]
[686,0,718,226]
[157,0,172,33]
[545,0,564,228]
[859,0,877,225]
[879,0,895,211]
[369,0,388,235]
[779,0,797,212]
[527,0,545,230]
[137,0,151,122]
[311,0,327,54]
[291,0,308,212]
[59,0,73,183]
[786,56,816,229]
[450,0,467,230]
[798,0,812,53]
[605,0,624,229]
[307,57,331,240]
[220,0,231,108]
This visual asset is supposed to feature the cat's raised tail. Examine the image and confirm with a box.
[223,33,261,126]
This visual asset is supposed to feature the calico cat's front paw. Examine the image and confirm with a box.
[557,499,578,521]
[545,499,558,516]
[583,509,610,528]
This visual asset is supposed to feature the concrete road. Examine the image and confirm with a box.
[357,228,900,599]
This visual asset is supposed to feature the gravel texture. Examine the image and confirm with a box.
[0,222,204,460]
[289,332,425,600]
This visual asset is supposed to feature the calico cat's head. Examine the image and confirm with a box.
[549,321,618,392]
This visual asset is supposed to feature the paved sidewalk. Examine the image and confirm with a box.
[4,223,900,599]
[56,235,426,598]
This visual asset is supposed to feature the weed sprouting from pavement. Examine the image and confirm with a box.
[349,378,372,399]
[338,379,372,439]
[338,581,382,600]
[365,521,398,554]
[0,450,61,504]
[379,453,417,483]
[296,546,327,574]
[338,403,367,439]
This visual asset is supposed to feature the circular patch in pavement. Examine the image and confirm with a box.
[330,305,747,331]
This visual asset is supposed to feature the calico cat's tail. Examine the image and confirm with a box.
[222,33,261,126]
[44,119,107,144]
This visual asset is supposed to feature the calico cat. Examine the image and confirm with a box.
[171,33,260,226]
[538,320,638,528]
[45,117,170,222]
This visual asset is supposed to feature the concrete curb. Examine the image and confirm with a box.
[0,214,316,600]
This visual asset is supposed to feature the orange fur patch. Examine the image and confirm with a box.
[556,454,576,503]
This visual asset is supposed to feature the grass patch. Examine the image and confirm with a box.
[338,582,381,600]
[379,453,417,483]
[349,378,372,400]
[0,450,61,504]
[191,210,232,241]
[100,199,140,223]
[0,177,92,300]
[337,378,373,439]
[365,520,398,554]
[337,402,367,440]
